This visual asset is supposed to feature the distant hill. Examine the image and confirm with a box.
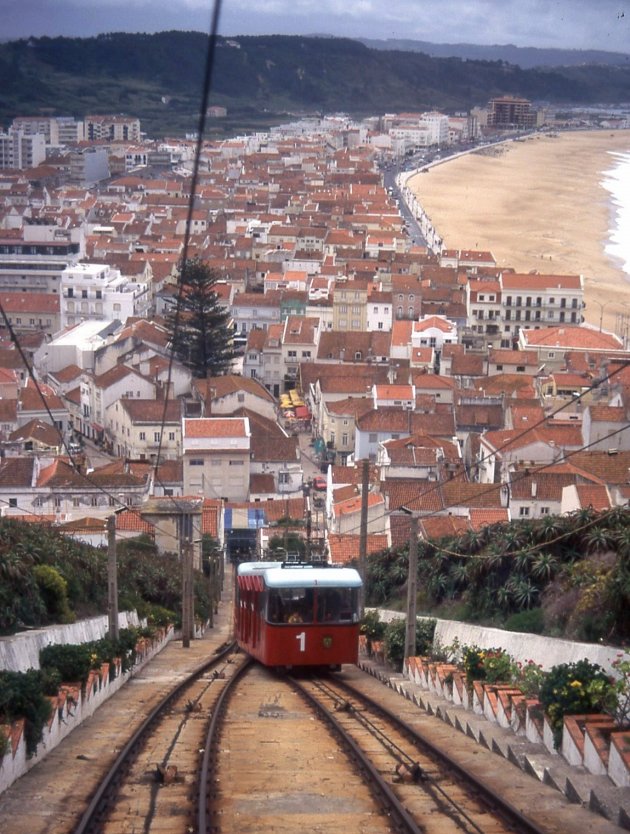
[1,32,630,138]
[358,38,630,70]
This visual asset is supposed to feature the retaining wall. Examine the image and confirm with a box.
[0,612,141,673]
[0,626,173,795]
[374,610,630,674]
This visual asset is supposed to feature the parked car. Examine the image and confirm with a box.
[312,476,327,491]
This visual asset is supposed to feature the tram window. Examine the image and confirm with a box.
[316,588,358,623]
[267,588,313,623]
[267,591,284,623]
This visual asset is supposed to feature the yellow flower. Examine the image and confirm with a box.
[570,680,582,688]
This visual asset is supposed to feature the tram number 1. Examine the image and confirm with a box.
[295,631,306,652]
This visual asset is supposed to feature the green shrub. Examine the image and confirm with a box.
[383,617,437,671]
[504,607,544,634]
[539,658,614,748]
[360,610,386,643]
[33,564,75,624]
[40,643,94,686]
[138,603,175,629]
[0,727,8,759]
[0,670,53,757]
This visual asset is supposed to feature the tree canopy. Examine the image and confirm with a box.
[167,258,239,378]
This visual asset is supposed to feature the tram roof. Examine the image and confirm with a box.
[237,561,362,589]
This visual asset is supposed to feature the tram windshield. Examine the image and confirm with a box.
[267,586,359,624]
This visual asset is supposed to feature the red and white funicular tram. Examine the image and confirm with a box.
[235,560,363,669]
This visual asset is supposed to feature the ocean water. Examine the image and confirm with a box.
[601,150,630,276]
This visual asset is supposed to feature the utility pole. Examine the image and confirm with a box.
[305,508,312,562]
[107,513,119,642]
[358,457,370,617]
[404,513,419,664]
[182,535,194,648]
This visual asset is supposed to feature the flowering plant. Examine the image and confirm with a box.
[514,659,547,698]
[462,645,514,684]
[606,655,630,728]
[539,658,614,748]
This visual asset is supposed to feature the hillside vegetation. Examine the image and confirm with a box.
[2,32,630,136]
[0,519,212,634]
[367,506,630,646]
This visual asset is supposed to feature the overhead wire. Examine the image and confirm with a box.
[152,0,224,545]
[4,25,628,558]
[331,357,630,539]
[0,301,180,539]
[0,3,225,547]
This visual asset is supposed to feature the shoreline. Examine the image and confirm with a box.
[407,130,630,334]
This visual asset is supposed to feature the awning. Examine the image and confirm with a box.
[294,405,311,419]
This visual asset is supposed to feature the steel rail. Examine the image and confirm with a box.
[197,654,253,834]
[289,674,424,834]
[334,675,550,834]
[72,640,238,834]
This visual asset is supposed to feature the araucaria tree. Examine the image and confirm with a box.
[167,258,238,378]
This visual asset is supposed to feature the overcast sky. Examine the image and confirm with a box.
[1,0,630,53]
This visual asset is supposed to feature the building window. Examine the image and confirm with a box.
[168,432,175,441]
[8,498,17,508]
[139,431,146,440]
[540,506,550,515]
[519,506,530,517]
[229,460,244,466]
[154,432,161,442]
[369,433,377,442]
[189,458,204,466]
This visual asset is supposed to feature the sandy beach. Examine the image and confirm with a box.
[408,130,630,334]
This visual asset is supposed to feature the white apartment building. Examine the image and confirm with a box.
[0,130,46,170]
[500,272,584,347]
[0,228,82,294]
[366,291,393,332]
[84,115,141,142]
[465,279,503,349]
[420,112,450,146]
[60,263,150,329]
[182,417,251,502]
[69,147,110,186]
[11,116,84,146]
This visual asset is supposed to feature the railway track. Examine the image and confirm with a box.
[294,673,546,834]
[69,651,629,834]
[203,661,400,834]
[72,641,244,834]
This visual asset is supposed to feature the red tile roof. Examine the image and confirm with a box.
[328,533,389,564]
[184,417,248,438]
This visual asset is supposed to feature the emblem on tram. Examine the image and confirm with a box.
[322,636,333,649]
